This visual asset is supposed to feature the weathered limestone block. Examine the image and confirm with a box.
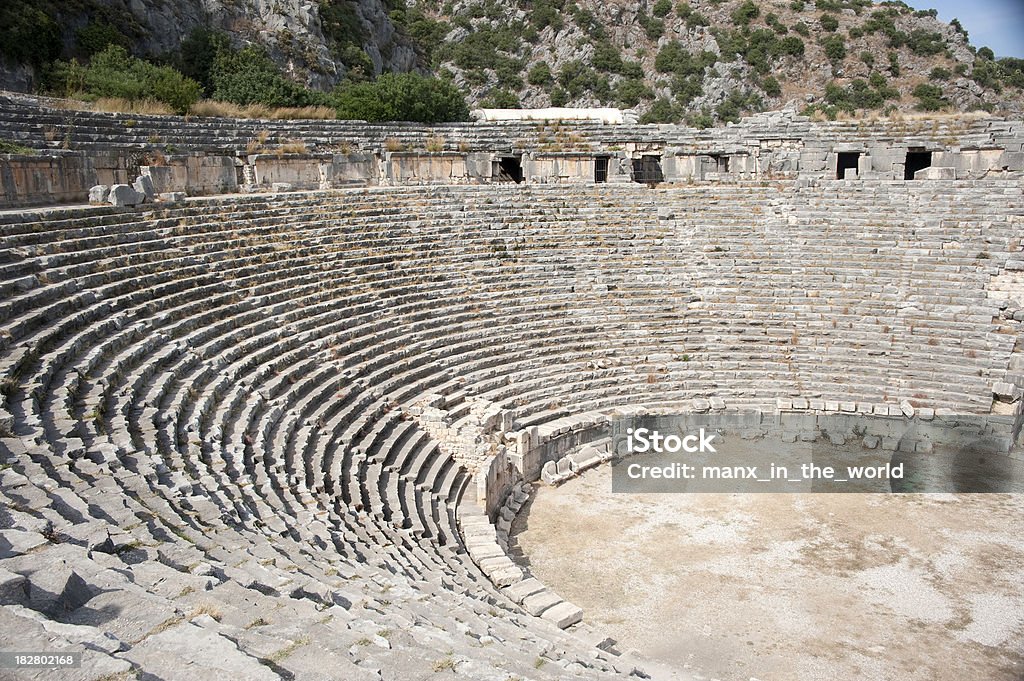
[915,166,956,180]
[88,184,110,204]
[108,184,145,207]
[133,174,156,201]
[542,601,584,629]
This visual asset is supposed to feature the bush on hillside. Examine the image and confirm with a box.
[211,45,321,108]
[0,1,62,66]
[333,72,468,122]
[47,45,201,114]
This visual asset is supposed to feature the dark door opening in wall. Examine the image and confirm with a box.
[632,156,664,185]
[594,156,609,183]
[711,154,730,173]
[495,156,523,183]
[836,152,861,179]
[905,149,932,180]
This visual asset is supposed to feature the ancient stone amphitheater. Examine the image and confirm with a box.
[0,92,1022,680]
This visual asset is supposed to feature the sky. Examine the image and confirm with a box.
[902,0,1024,58]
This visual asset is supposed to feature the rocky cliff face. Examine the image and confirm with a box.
[2,0,1022,122]
[1,0,418,91]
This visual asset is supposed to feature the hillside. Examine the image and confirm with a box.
[1,0,1023,124]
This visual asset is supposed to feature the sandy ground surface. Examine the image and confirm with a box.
[510,462,1024,681]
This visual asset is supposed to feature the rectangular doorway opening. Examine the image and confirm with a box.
[836,152,861,179]
[494,156,523,183]
[632,156,664,186]
[905,149,932,180]
[711,154,730,173]
[594,156,609,183]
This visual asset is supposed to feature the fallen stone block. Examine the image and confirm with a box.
[88,185,110,204]
[108,184,145,207]
[159,192,187,203]
[133,174,156,201]
[272,182,294,192]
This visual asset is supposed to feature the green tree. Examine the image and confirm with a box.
[211,45,313,107]
[334,72,468,122]
[0,2,61,66]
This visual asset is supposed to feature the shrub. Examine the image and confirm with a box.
[716,89,760,123]
[0,2,61,66]
[888,51,900,76]
[731,1,761,26]
[592,41,623,73]
[822,35,846,62]
[653,0,673,18]
[912,83,948,111]
[527,63,553,86]
[929,66,950,81]
[571,4,605,40]
[688,110,714,129]
[761,75,781,96]
[637,11,665,40]
[773,36,805,57]
[793,22,810,37]
[176,28,231,96]
[819,14,839,32]
[640,97,682,123]
[479,88,519,108]
[549,86,569,106]
[530,1,565,32]
[334,72,468,122]
[212,45,315,107]
[393,7,449,63]
[904,29,946,56]
[47,46,202,114]
[558,59,598,98]
[977,46,995,61]
[76,22,130,58]
[766,13,788,34]
[615,77,653,107]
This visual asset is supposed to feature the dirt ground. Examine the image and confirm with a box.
[510,461,1024,681]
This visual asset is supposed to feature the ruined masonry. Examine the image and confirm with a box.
[0,91,1022,680]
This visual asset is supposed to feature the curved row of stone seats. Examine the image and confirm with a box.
[0,180,1021,679]
[2,92,1017,157]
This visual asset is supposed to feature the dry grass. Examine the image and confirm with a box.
[188,603,223,622]
[277,138,308,155]
[425,135,445,152]
[55,96,175,116]
[384,137,405,152]
[189,100,335,120]
[246,130,271,154]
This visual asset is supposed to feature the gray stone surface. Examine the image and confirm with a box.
[88,184,110,204]
[108,183,145,206]
[122,621,278,681]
